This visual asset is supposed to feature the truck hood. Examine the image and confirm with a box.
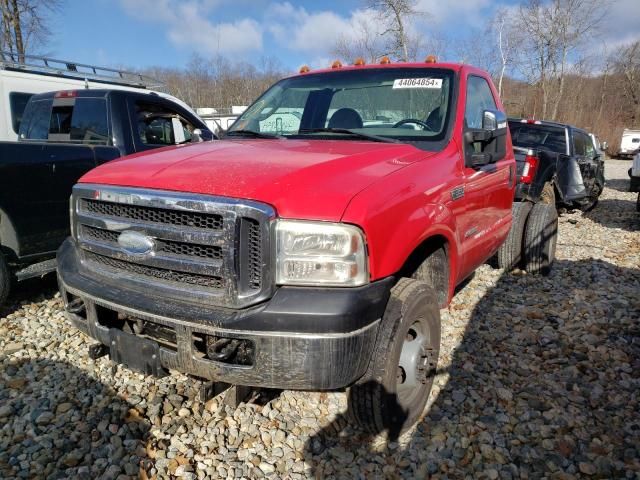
[80,139,431,221]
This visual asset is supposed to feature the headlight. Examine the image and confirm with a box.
[275,220,368,286]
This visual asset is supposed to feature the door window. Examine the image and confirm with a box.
[573,133,586,156]
[583,134,596,158]
[9,92,33,133]
[465,76,497,129]
[135,101,195,146]
[48,98,109,144]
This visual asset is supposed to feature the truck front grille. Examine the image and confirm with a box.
[81,225,223,260]
[85,252,224,289]
[82,198,224,229]
[73,185,274,309]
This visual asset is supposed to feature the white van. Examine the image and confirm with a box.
[0,52,198,141]
[617,129,640,159]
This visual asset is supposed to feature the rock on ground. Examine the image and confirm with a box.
[0,159,638,479]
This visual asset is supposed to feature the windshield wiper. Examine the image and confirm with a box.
[225,129,283,139]
[298,128,398,143]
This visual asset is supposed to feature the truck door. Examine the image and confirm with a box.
[459,75,513,277]
[45,96,115,249]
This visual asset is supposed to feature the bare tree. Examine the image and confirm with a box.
[614,41,640,124]
[1,0,63,61]
[516,0,606,120]
[491,8,520,100]
[332,15,387,63]
[366,0,421,61]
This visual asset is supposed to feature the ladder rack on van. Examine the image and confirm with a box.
[0,51,164,89]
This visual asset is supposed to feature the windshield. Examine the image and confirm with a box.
[228,68,454,144]
[508,121,567,155]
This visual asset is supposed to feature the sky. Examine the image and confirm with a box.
[47,0,640,73]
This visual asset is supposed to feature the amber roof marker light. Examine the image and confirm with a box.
[353,57,366,66]
[425,55,437,63]
[331,60,343,69]
[299,65,310,74]
[379,56,391,64]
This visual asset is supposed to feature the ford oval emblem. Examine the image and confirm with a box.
[117,231,155,255]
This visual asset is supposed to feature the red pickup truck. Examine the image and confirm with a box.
[56,60,556,434]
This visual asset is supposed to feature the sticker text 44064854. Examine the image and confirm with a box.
[392,78,442,89]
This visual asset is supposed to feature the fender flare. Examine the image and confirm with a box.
[0,206,20,260]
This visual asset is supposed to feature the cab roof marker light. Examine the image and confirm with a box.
[380,56,391,64]
[353,57,365,66]
[425,55,437,63]
[299,65,310,74]
[331,60,343,69]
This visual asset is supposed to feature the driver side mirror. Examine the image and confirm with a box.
[464,109,508,168]
[482,109,508,136]
[601,141,608,151]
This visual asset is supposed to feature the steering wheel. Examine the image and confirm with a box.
[393,118,434,131]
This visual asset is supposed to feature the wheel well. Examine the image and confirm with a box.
[399,235,450,307]
[0,208,20,261]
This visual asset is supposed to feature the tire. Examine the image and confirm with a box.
[348,278,441,439]
[539,182,556,205]
[636,193,640,213]
[412,246,449,307]
[0,253,10,307]
[523,202,558,275]
[497,201,533,271]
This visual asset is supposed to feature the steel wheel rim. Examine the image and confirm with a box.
[396,319,434,406]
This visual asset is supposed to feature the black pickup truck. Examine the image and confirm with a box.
[508,118,604,209]
[0,88,214,305]
[496,119,604,272]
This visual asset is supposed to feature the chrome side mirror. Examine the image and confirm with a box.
[482,109,507,134]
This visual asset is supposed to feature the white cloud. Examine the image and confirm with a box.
[118,0,263,54]
[414,0,494,29]
[265,2,384,59]
[598,0,640,49]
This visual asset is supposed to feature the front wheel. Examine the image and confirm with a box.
[348,278,441,438]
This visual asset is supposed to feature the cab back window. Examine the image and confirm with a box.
[508,122,567,155]
[18,98,53,140]
[19,96,109,144]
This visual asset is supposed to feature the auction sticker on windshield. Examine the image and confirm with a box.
[392,78,442,89]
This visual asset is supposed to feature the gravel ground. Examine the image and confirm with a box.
[1,159,638,479]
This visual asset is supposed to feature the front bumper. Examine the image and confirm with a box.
[57,238,392,390]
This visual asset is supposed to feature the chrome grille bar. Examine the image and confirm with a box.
[72,184,275,309]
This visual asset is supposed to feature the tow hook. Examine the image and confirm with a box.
[66,297,86,315]
[206,337,240,361]
[88,343,108,359]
